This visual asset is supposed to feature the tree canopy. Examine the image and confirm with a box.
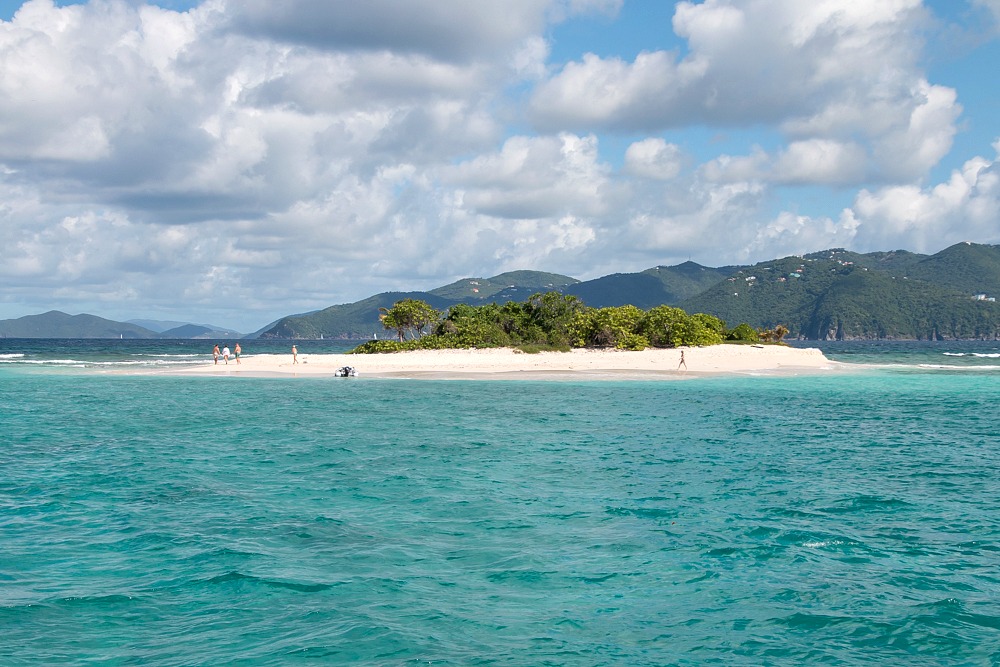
[378,298,441,341]
[354,293,764,353]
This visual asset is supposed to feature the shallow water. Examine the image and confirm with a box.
[1,342,999,665]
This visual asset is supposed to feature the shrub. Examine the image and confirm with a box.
[618,333,650,351]
[572,305,645,348]
[726,323,760,342]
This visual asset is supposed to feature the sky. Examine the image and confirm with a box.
[1,0,999,332]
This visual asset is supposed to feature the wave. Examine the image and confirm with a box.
[943,352,1000,358]
[918,363,1000,371]
[0,353,25,359]
[134,353,204,358]
[0,358,202,367]
[856,361,1000,372]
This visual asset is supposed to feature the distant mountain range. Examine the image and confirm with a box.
[4,242,999,340]
[126,319,241,338]
[0,311,242,339]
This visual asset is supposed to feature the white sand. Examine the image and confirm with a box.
[161,345,839,380]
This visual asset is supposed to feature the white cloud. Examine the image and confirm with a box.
[0,0,996,330]
[0,0,200,162]
[445,133,613,219]
[726,141,1000,260]
[227,0,552,63]
[623,138,684,181]
[530,0,957,187]
[771,140,868,185]
[850,143,1000,251]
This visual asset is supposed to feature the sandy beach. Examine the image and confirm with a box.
[161,345,838,380]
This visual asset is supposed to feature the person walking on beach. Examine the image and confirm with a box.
[234,343,241,364]
[213,344,220,365]
[222,345,230,364]
[292,345,298,364]
[678,349,687,370]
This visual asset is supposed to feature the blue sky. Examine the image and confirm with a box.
[1,0,999,331]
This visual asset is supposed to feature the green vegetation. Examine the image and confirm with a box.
[429,271,578,301]
[351,294,760,353]
[0,311,160,339]
[378,298,440,341]
[257,242,1000,341]
[565,261,734,308]
[681,242,1000,340]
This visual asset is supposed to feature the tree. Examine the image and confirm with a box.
[436,303,513,347]
[757,324,790,343]
[525,292,587,346]
[379,299,440,341]
[638,305,689,347]
[726,323,760,342]
[573,305,645,348]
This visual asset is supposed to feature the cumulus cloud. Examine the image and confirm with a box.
[725,141,1000,260]
[226,0,614,64]
[445,133,612,218]
[623,138,684,181]
[530,0,959,187]
[850,143,1000,251]
[234,0,542,62]
[0,0,996,329]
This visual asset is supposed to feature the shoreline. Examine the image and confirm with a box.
[154,345,843,380]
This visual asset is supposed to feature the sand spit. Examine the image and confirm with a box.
[157,345,840,380]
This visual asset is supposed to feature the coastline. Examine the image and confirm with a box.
[156,344,842,380]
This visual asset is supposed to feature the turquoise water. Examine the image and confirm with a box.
[2,342,999,665]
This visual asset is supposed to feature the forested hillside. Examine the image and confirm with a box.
[258,242,1000,340]
[682,243,1000,339]
[565,261,734,308]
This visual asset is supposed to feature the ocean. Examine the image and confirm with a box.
[1,340,998,665]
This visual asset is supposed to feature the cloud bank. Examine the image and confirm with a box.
[0,0,997,329]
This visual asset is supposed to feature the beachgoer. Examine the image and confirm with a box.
[678,350,687,370]
[234,343,241,364]
[292,345,298,364]
[222,345,230,364]
[213,344,220,365]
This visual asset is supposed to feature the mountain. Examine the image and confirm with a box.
[680,243,1000,339]
[803,248,928,273]
[7,243,1000,340]
[160,324,243,339]
[0,311,161,339]
[257,244,1000,340]
[127,318,191,332]
[901,242,1000,295]
[258,271,578,339]
[129,319,242,338]
[429,271,578,300]
[259,291,457,340]
[565,261,737,308]
[0,313,241,339]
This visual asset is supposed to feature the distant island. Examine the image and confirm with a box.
[0,311,241,340]
[3,242,999,341]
